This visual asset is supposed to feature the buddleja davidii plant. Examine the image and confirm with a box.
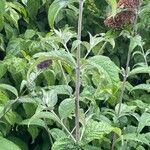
[104,0,150,149]
[23,1,122,150]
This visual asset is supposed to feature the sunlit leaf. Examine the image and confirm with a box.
[0,84,18,97]
[50,128,67,140]
[132,84,150,92]
[105,0,117,16]
[52,137,76,150]
[42,89,58,108]
[48,0,77,29]
[59,98,75,119]
[48,0,68,29]
[129,35,142,52]
[0,136,21,150]
[85,55,120,87]
[137,113,150,133]
[81,119,121,145]
[7,136,29,150]
[116,133,150,146]
[20,118,46,128]
[129,67,150,76]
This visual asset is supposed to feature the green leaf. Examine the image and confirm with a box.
[8,7,20,28]
[46,85,73,95]
[43,70,55,86]
[21,0,27,5]
[28,126,39,143]
[48,0,68,29]
[6,38,24,55]
[20,118,46,128]
[0,100,17,119]
[105,0,117,16]
[33,50,76,68]
[28,111,60,127]
[7,136,29,150]
[88,33,104,50]
[85,55,120,87]
[129,35,142,52]
[82,145,101,150]
[59,98,75,119]
[50,128,67,140]
[4,110,22,125]
[0,62,7,79]
[7,2,27,18]
[0,0,5,15]
[0,0,5,31]
[129,67,150,76]
[24,29,36,39]
[81,119,121,145]
[0,34,5,51]
[117,133,150,146]
[42,89,58,108]
[0,84,18,97]
[52,138,77,150]
[27,0,41,20]
[137,113,150,133]
[132,84,150,92]
[115,103,136,117]
[54,28,76,45]
[0,90,8,104]
[18,96,39,104]
[0,136,21,150]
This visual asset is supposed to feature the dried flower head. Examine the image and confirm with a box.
[117,0,140,10]
[104,11,135,29]
[37,59,52,69]
[104,0,140,29]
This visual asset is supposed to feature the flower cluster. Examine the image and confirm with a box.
[104,0,140,29]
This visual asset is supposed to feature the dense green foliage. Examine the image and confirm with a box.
[0,0,150,149]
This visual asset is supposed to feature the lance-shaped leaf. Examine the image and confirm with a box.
[0,136,21,150]
[116,133,150,146]
[137,113,150,133]
[81,119,121,145]
[59,98,75,119]
[131,84,150,92]
[85,55,120,88]
[0,84,18,97]
[52,137,77,150]
[129,66,150,76]
[48,0,76,29]
[105,0,117,17]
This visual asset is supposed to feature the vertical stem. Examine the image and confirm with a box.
[111,51,131,150]
[111,2,141,149]
[75,0,84,142]
[117,51,131,117]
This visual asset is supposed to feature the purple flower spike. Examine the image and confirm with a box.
[37,59,52,69]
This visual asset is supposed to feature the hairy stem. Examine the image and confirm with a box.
[75,0,84,142]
